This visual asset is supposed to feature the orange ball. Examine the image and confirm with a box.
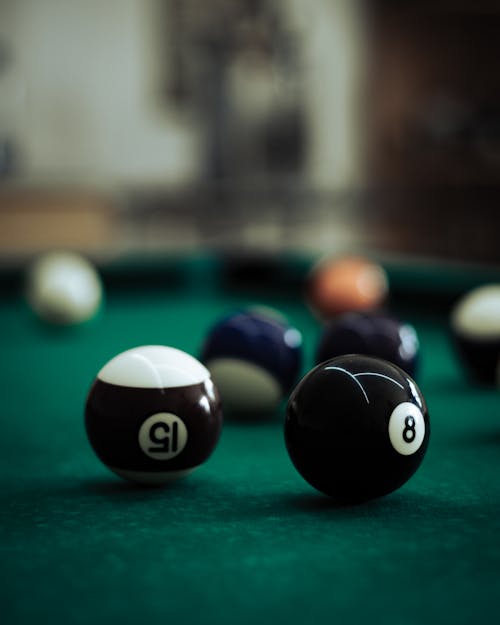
[306,256,389,319]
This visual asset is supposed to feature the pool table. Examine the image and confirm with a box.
[2,253,500,625]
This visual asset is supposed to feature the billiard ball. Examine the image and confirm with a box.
[316,311,419,378]
[306,255,388,320]
[450,284,500,384]
[285,354,430,502]
[26,251,103,325]
[201,307,302,416]
[85,345,223,485]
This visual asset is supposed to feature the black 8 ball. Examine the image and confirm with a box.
[285,354,430,502]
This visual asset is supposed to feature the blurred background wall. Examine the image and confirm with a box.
[0,0,499,263]
[0,0,364,187]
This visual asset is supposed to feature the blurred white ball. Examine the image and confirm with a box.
[26,251,103,325]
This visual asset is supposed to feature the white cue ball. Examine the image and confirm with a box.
[26,251,103,325]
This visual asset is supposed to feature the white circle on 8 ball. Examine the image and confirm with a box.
[388,402,426,456]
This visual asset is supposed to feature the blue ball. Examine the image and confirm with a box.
[316,311,419,378]
[201,307,303,416]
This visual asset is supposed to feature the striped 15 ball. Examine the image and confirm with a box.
[85,346,223,485]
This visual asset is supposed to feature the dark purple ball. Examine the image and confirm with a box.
[316,311,419,378]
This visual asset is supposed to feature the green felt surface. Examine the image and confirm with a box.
[2,263,500,625]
